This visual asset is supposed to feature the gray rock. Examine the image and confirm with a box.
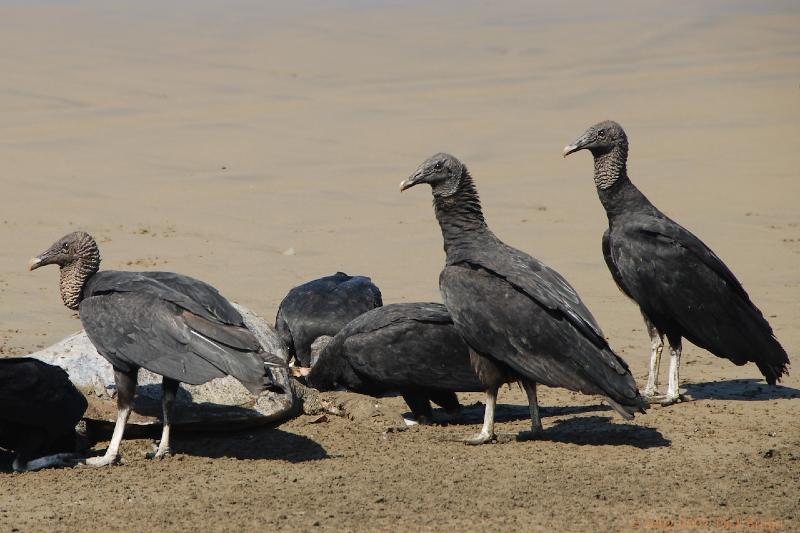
[30,303,296,431]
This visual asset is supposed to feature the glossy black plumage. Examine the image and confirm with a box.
[566,121,789,394]
[307,302,482,421]
[0,358,87,470]
[82,271,274,395]
[275,272,383,366]
[401,153,645,437]
[601,190,789,382]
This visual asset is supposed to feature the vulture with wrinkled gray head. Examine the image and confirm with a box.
[564,120,790,404]
[30,231,285,466]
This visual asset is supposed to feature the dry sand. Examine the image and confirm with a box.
[1,0,798,531]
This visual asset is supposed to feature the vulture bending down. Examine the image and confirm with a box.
[401,153,645,444]
[305,302,485,422]
[275,272,382,367]
[564,121,790,404]
[30,232,285,466]
[0,358,87,471]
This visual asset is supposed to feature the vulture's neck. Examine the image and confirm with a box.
[593,145,654,220]
[433,170,489,259]
[59,254,100,310]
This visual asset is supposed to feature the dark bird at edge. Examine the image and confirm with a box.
[0,357,87,471]
[564,120,790,404]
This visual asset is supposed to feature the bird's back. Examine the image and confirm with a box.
[275,272,382,366]
[84,270,247,326]
[309,303,483,393]
[79,270,275,394]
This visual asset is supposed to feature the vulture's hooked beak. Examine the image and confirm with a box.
[27,257,43,271]
[563,134,589,158]
[399,168,428,192]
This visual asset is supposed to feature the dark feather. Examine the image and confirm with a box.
[80,287,273,395]
[602,185,790,383]
[275,272,382,366]
[308,302,484,395]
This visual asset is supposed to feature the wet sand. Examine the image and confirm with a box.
[1,1,798,531]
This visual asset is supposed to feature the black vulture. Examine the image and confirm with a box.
[400,153,645,443]
[564,120,790,404]
[30,231,285,466]
[0,357,87,471]
[304,302,484,423]
[275,272,383,367]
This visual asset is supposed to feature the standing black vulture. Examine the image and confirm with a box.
[304,302,484,423]
[400,153,645,443]
[30,231,285,466]
[0,357,87,472]
[564,121,790,404]
[275,272,383,367]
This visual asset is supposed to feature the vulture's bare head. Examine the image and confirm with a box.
[563,120,628,158]
[29,231,99,271]
[400,153,464,198]
[29,231,101,310]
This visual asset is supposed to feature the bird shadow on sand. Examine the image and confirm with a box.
[86,424,327,463]
[510,415,669,449]
[169,427,328,463]
[422,402,611,427]
[683,379,800,401]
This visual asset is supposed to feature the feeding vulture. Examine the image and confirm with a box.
[0,357,87,471]
[30,231,285,466]
[275,272,382,367]
[304,302,484,422]
[564,120,790,404]
[400,153,645,443]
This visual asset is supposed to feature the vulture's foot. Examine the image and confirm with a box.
[84,453,123,467]
[659,393,686,406]
[640,390,667,404]
[464,432,496,445]
[147,443,172,460]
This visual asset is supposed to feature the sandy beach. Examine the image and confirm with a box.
[1,1,798,530]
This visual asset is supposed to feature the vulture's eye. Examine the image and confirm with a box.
[434,161,444,170]
[597,129,605,138]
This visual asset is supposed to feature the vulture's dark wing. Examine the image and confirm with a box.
[611,216,789,377]
[275,273,382,366]
[449,239,607,349]
[80,292,270,394]
[602,228,633,300]
[0,358,87,434]
[342,303,483,392]
[84,271,245,326]
[440,264,641,413]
